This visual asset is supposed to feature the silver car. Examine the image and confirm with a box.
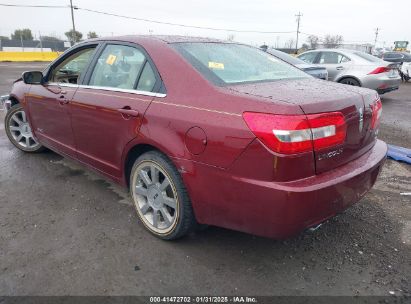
[297,49,401,94]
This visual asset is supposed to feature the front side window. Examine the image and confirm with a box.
[173,43,309,85]
[318,52,350,64]
[50,47,96,84]
[89,44,151,90]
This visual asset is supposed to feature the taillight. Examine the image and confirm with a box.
[370,98,382,129]
[368,67,390,74]
[243,112,346,154]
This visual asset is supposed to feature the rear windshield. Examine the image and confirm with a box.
[353,52,383,62]
[267,49,304,65]
[173,43,309,85]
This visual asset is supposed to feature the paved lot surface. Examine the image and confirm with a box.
[0,62,410,296]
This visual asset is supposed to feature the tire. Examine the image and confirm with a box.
[129,150,197,240]
[4,104,45,153]
[338,77,361,86]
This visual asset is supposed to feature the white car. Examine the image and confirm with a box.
[401,62,411,81]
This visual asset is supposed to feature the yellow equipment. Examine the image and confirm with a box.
[394,41,409,52]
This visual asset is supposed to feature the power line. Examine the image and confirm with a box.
[0,3,295,34]
[77,7,296,34]
[0,3,67,8]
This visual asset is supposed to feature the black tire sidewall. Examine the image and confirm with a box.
[339,78,360,86]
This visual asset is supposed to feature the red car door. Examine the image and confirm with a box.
[27,46,97,156]
[70,43,162,179]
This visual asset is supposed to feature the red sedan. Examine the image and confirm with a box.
[3,36,387,240]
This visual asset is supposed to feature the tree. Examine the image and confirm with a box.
[87,31,98,39]
[226,34,235,42]
[65,29,83,44]
[323,34,344,48]
[0,36,10,40]
[284,38,295,49]
[11,29,33,40]
[306,35,319,49]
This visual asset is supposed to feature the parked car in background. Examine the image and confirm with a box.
[382,52,411,63]
[401,62,411,81]
[264,48,328,80]
[297,49,401,94]
[3,36,387,240]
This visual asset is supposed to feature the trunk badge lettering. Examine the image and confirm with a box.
[318,148,344,161]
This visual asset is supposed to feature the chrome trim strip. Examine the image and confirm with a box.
[151,100,241,117]
[49,82,166,98]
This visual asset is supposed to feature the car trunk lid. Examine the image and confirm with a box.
[226,78,378,174]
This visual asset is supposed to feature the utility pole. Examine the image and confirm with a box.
[374,27,379,47]
[39,31,43,52]
[295,12,303,54]
[70,0,76,45]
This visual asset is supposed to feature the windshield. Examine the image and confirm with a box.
[173,43,310,85]
[395,41,408,48]
[353,52,384,62]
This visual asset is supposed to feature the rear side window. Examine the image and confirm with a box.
[137,62,156,92]
[318,52,350,64]
[88,44,157,91]
[298,52,318,63]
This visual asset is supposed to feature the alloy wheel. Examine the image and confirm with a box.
[7,110,40,149]
[132,161,179,234]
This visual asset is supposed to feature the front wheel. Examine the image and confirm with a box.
[4,104,45,153]
[129,151,197,240]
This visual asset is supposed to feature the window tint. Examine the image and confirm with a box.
[51,47,96,84]
[89,44,146,89]
[298,52,318,63]
[137,62,156,92]
[318,52,350,64]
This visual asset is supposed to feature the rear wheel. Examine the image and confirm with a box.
[4,104,45,153]
[339,77,360,86]
[129,151,197,240]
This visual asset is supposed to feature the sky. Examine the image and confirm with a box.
[0,0,409,48]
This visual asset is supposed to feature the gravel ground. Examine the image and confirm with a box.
[0,62,410,297]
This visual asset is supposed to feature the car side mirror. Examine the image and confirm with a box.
[22,71,44,85]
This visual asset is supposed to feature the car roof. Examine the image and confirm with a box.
[384,51,410,55]
[302,48,366,54]
[88,35,225,44]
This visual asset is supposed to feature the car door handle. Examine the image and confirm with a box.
[336,66,344,70]
[118,108,139,117]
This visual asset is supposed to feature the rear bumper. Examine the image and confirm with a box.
[184,140,387,239]
[362,75,401,94]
